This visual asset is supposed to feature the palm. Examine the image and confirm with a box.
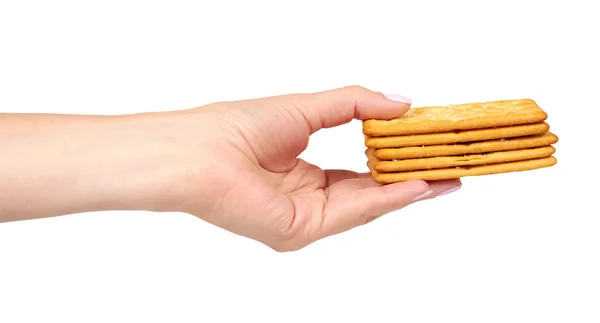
[222,149,378,251]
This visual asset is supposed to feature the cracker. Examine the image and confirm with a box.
[368,156,557,183]
[375,132,558,160]
[363,99,548,136]
[367,146,555,172]
[365,122,549,148]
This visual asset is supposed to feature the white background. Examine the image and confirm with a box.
[0,1,598,322]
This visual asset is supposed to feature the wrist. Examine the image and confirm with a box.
[86,111,195,214]
[100,108,221,214]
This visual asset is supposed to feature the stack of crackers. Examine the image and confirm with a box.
[363,99,558,183]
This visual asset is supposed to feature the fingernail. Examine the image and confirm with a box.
[412,190,433,201]
[439,186,461,196]
[384,93,412,104]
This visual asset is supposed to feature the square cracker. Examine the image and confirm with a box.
[363,99,548,137]
[367,146,555,172]
[374,132,558,160]
[365,122,549,148]
[367,156,557,183]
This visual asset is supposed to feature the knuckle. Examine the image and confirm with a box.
[344,85,368,93]
[268,240,306,253]
[359,212,380,225]
[269,244,290,253]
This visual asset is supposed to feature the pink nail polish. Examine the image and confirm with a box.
[439,186,461,196]
[384,93,412,104]
[412,190,433,201]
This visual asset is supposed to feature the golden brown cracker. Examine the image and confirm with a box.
[374,132,558,160]
[363,99,547,136]
[365,122,549,148]
[367,146,555,172]
[368,156,557,183]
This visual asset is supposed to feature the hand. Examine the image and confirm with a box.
[161,86,462,251]
[0,85,461,252]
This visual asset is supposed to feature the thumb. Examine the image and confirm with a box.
[299,85,412,134]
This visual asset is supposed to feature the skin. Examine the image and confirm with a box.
[0,85,461,251]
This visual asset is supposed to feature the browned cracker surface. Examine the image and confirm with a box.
[367,146,555,172]
[362,99,548,136]
[365,122,549,148]
[368,156,557,183]
[374,132,558,160]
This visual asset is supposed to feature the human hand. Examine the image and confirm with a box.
[0,85,461,251]
[158,86,462,251]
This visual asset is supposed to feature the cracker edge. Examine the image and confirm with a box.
[374,132,559,160]
[370,146,556,173]
[369,156,557,183]
[364,122,550,148]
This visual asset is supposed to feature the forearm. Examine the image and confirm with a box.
[0,112,183,222]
